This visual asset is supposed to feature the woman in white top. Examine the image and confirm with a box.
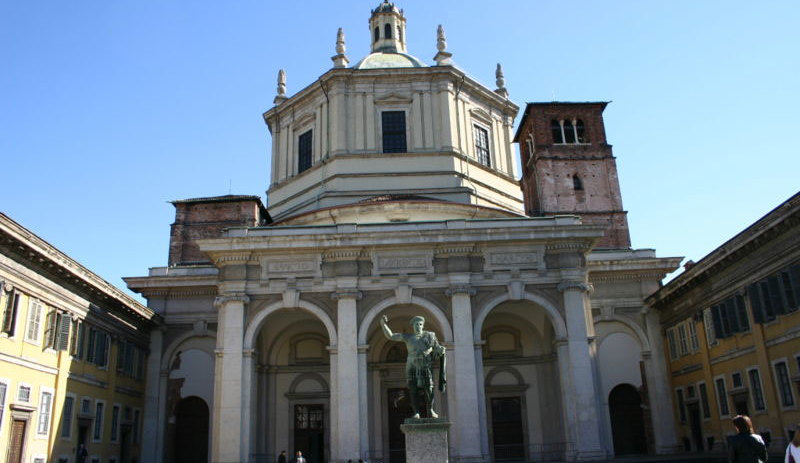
[787,426,800,463]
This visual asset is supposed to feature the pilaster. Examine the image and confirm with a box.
[641,307,681,454]
[445,284,485,463]
[557,279,605,461]
[143,325,165,463]
[332,288,362,462]
[211,292,249,463]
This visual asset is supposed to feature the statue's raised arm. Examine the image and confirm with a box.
[381,314,404,342]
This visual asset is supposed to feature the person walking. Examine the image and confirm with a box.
[292,450,306,463]
[278,450,287,463]
[786,427,800,463]
[728,415,767,463]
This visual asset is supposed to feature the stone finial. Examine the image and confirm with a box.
[433,24,453,66]
[274,69,288,105]
[332,27,350,68]
[495,63,508,98]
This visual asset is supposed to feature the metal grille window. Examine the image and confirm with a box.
[774,361,795,406]
[93,402,104,440]
[382,111,407,153]
[473,125,490,167]
[294,404,323,429]
[748,369,766,411]
[18,385,31,402]
[37,391,53,435]
[676,389,686,423]
[715,378,729,416]
[699,383,711,418]
[298,130,312,174]
[111,405,120,442]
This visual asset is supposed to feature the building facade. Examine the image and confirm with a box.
[0,213,159,463]
[125,2,683,462]
[647,193,800,455]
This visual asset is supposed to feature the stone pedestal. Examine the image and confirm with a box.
[400,418,450,463]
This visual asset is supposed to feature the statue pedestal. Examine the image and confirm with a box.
[400,418,450,463]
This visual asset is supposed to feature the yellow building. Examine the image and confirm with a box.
[0,213,159,463]
[647,192,800,456]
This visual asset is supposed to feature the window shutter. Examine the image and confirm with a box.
[87,328,96,363]
[711,305,724,338]
[44,310,57,348]
[2,290,19,334]
[56,313,71,351]
[703,308,716,346]
[735,295,749,331]
[748,285,764,324]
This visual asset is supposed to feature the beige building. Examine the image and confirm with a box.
[647,192,800,456]
[126,2,683,462]
[0,213,159,463]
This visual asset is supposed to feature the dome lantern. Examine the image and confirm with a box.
[369,1,407,53]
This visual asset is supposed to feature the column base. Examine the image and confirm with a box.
[400,418,451,463]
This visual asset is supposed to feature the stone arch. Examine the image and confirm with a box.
[161,330,217,371]
[474,291,567,343]
[593,314,651,352]
[484,366,525,387]
[359,295,453,345]
[288,372,330,394]
[244,299,337,350]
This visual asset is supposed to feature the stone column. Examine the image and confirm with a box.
[557,280,605,461]
[446,285,485,463]
[474,343,490,459]
[142,326,165,463]
[242,348,257,461]
[358,344,370,458]
[332,289,362,463]
[212,293,249,463]
[641,307,680,454]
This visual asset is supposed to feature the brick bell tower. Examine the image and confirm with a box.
[514,102,631,249]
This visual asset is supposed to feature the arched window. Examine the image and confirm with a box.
[576,119,588,143]
[573,175,583,190]
[563,120,576,143]
[384,24,392,39]
[374,27,380,43]
[551,120,564,144]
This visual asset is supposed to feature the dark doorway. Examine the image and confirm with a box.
[733,394,749,416]
[387,388,413,463]
[294,404,324,463]
[490,397,525,462]
[687,403,703,452]
[175,396,209,463]
[609,384,647,455]
[77,422,89,462]
[8,419,27,463]
[120,426,131,463]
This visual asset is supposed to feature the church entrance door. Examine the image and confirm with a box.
[608,384,647,455]
[175,396,209,463]
[294,404,324,463]
[490,397,525,461]
[387,388,412,463]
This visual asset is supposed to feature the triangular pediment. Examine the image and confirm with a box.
[374,93,413,105]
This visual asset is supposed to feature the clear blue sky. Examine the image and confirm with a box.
[2,1,798,300]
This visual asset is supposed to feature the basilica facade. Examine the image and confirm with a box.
[125,2,682,462]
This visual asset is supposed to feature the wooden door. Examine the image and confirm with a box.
[8,419,27,463]
[490,397,525,461]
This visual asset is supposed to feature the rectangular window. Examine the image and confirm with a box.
[381,111,407,153]
[298,129,313,174]
[2,289,20,335]
[70,319,84,358]
[715,377,730,416]
[93,402,104,441]
[18,385,31,402]
[687,319,699,352]
[677,323,689,356]
[699,383,711,418]
[666,328,678,360]
[473,125,491,167]
[774,361,795,407]
[676,389,686,423]
[37,391,53,435]
[25,299,43,343]
[732,371,743,388]
[748,369,766,411]
[87,328,109,368]
[55,312,71,351]
[44,309,57,348]
[111,405,120,442]
[133,408,141,443]
[62,396,74,438]
[81,398,91,415]
[0,382,6,428]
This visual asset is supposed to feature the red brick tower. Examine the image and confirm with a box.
[514,102,631,248]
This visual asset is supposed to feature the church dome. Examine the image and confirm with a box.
[353,51,427,69]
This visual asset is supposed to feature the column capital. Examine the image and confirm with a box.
[446,285,476,296]
[557,281,593,294]
[331,289,362,301]
[243,348,257,358]
[213,293,250,309]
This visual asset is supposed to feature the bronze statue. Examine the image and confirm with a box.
[381,314,446,418]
